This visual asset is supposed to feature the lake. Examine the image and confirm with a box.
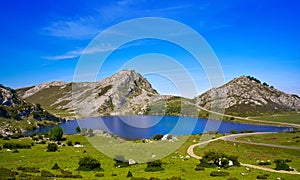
[26,115,293,139]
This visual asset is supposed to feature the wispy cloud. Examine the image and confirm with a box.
[43,40,147,60]
[43,43,117,60]
[42,16,102,40]
[41,1,193,40]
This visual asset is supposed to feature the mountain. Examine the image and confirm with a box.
[195,76,300,116]
[17,70,163,119]
[17,71,300,119]
[0,84,61,135]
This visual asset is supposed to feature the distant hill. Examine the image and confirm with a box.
[195,76,300,116]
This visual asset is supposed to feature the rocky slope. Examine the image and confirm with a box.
[0,84,61,135]
[17,72,300,119]
[17,70,164,119]
[195,76,300,116]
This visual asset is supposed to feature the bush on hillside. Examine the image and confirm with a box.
[210,171,230,177]
[145,160,164,172]
[51,163,61,170]
[47,143,58,152]
[274,159,293,171]
[153,134,163,140]
[77,156,102,171]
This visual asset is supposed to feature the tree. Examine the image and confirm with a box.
[49,126,63,141]
[75,126,81,133]
[47,143,58,152]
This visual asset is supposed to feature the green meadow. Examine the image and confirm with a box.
[1,133,299,179]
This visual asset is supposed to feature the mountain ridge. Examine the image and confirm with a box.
[15,70,300,119]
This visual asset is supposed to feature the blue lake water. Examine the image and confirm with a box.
[26,116,293,139]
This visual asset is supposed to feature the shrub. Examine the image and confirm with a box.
[67,140,73,146]
[75,141,80,145]
[47,143,58,152]
[12,149,19,153]
[17,167,40,173]
[114,155,129,168]
[41,170,54,177]
[257,174,269,179]
[195,165,205,171]
[145,160,164,172]
[3,136,10,140]
[0,168,18,178]
[49,125,63,141]
[245,130,254,133]
[285,159,292,162]
[38,134,43,140]
[153,134,163,140]
[111,173,117,176]
[127,171,133,177]
[77,156,102,171]
[76,126,81,133]
[51,163,61,170]
[210,171,230,177]
[274,159,292,171]
[259,162,271,165]
[32,137,39,141]
[95,173,104,177]
[227,178,239,180]
[3,143,31,149]
[230,130,237,134]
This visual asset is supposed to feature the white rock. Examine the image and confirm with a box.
[128,159,136,165]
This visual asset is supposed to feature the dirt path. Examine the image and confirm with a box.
[187,132,300,175]
[222,132,300,150]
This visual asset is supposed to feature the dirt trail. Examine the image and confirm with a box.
[187,132,300,175]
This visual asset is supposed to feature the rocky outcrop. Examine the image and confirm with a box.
[195,76,300,116]
[0,84,61,121]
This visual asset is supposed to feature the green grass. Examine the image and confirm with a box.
[251,112,300,125]
[193,139,300,175]
[237,132,300,147]
[0,134,299,179]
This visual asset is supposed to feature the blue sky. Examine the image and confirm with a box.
[0,0,299,97]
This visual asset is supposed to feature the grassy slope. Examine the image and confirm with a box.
[0,134,299,179]
[24,84,74,118]
[250,113,300,125]
[193,139,300,177]
[237,132,300,147]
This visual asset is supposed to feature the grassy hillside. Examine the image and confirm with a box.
[22,84,74,118]
[0,133,299,179]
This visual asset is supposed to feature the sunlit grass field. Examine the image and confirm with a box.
[0,134,299,179]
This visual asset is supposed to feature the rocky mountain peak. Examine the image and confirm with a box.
[196,75,300,116]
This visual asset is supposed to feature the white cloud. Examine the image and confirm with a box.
[43,43,117,60]
[42,16,102,40]
[41,1,193,40]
